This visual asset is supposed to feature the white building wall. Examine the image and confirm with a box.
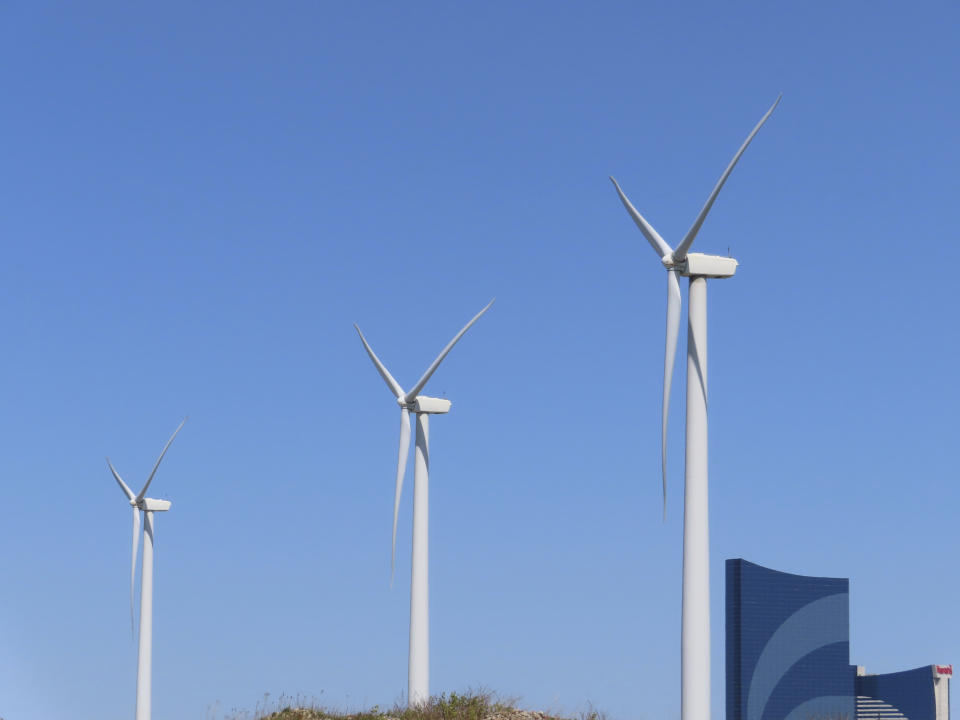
[933,665,951,720]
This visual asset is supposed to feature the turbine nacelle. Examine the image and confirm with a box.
[134,498,172,512]
[661,251,738,278]
[396,395,452,414]
[412,396,451,414]
[678,253,738,279]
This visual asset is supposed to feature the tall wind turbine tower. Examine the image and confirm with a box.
[610,97,780,720]
[107,418,186,720]
[354,300,493,706]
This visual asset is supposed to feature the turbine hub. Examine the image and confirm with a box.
[661,253,676,268]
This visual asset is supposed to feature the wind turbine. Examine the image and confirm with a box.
[354,300,493,706]
[609,96,780,720]
[107,418,186,720]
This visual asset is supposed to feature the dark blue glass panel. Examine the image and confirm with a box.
[856,665,935,720]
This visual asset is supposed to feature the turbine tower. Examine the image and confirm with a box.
[107,418,186,720]
[610,97,780,720]
[354,300,493,706]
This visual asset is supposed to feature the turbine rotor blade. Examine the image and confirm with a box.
[354,325,405,400]
[609,176,674,260]
[404,299,495,404]
[391,407,411,585]
[130,507,141,638]
[108,458,135,502]
[662,269,682,518]
[673,94,782,262]
[136,418,187,503]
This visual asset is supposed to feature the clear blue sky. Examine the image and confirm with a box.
[0,2,956,719]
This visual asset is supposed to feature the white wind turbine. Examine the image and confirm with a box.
[354,300,493,706]
[107,418,186,720]
[609,97,780,720]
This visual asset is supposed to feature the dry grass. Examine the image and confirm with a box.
[228,690,605,720]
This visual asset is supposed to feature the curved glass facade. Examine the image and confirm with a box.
[857,666,937,720]
[726,558,855,720]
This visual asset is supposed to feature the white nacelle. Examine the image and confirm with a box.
[414,396,452,414]
[141,498,172,512]
[679,252,738,278]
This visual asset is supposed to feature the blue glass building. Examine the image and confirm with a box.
[726,559,855,720]
[726,558,951,719]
